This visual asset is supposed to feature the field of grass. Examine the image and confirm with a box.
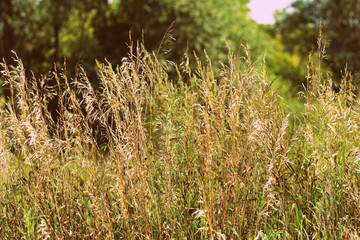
[1,40,360,239]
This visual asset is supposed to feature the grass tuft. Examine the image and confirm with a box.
[1,40,360,239]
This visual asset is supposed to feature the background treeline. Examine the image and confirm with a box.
[273,0,360,83]
[0,0,292,103]
[0,0,268,78]
[1,0,360,106]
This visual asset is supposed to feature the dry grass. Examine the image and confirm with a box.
[1,39,360,239]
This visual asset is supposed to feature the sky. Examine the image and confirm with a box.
[247,0,295,24]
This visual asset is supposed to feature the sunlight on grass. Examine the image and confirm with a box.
[0,39,360,239]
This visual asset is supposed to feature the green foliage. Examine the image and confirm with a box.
[0,0,269,78]
[0,0,49,72]
[94,0,268,70]
[0,0,104,74]
[256,25,306,114]
[274,0,360,81]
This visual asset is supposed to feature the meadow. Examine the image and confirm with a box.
[1,38,360,239]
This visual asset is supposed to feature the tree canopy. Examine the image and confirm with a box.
[0,0,268,81]
[274,0,360,81]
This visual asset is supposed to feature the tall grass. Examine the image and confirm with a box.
[0,38,360,239]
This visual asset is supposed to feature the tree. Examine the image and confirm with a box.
[274,0,360,81]
[93,0,268,71]
[0,0,15,63]
[0,0,47,70]
[1,0,269,85]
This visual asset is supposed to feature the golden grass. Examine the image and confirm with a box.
[0,40,360,239]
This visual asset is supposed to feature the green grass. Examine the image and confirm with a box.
[0,40,360,239]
